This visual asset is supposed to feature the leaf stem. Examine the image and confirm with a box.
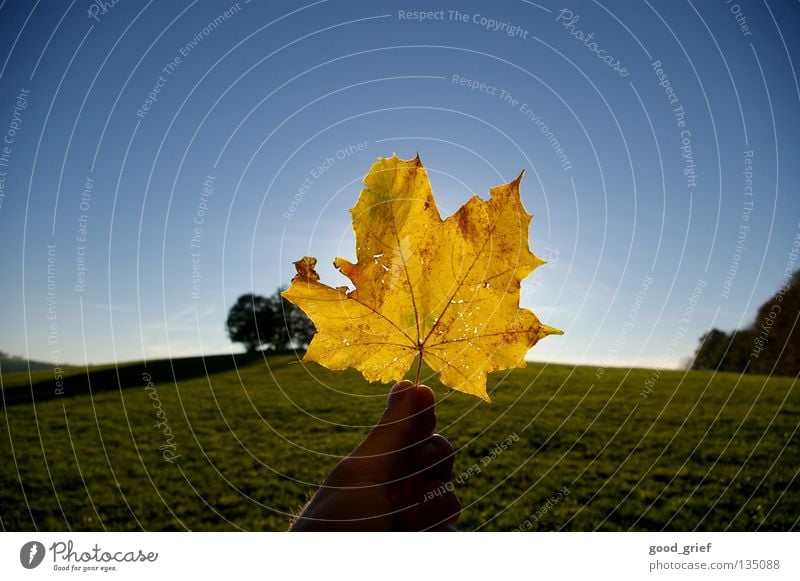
[415,350,423,385]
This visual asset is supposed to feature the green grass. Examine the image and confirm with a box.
[1,365,81,388]
[1,355,798,531]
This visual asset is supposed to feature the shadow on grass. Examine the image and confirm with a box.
[0,351,296,406]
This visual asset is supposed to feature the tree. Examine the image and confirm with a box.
[226,289,315,352]
[749,269,800,375]
[226,293,274,352]
[691,328,729,370]
[721,330,754,373]
[692,269,800,376]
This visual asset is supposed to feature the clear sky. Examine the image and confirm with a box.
[0,0,798,370]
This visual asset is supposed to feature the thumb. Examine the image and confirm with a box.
[349,380,436,472]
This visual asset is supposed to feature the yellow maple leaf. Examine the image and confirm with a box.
[282,155,561,401]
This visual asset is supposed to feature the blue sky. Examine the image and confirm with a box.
[0,0,798,370]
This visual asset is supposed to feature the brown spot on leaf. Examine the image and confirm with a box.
[293,256,320,282]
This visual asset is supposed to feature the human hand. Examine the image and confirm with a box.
[290,380,460,531]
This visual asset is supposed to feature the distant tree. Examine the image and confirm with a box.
[226,289,314,352]
[721,330,754,373]
[226,293,275,352]
[749,269,800,375]
[692,270,800,375]
[691,329,729,370]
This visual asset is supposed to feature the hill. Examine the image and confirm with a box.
[1,354,797,531]
[0,351,59,375]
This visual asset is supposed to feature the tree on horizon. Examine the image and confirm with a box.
[691,270,800,375]
[226,289,315,353]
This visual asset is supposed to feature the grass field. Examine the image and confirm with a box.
[1,354,798,531]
